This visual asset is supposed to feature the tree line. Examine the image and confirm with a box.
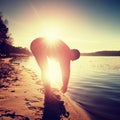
[0,12,31,57]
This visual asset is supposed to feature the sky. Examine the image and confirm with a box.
[0,0,120,52]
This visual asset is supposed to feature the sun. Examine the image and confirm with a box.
[46,58,62,89]
[41,27,63,42]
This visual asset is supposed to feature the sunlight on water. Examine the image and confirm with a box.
[71,57,120,77]
[23,57,41,77]
[17,56,120,120]
[20,57,62,89]
[68,57,120,120]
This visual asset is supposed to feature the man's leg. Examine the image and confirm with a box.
[30,39,51,94]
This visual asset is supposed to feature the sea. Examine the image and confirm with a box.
[14,56,120,120]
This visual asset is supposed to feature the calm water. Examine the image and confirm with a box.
[15,56,120,120]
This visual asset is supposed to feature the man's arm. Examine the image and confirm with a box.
[60,59,70,93]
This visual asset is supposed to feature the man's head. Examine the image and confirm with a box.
[70,49,80,61]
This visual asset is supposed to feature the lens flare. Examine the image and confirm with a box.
[47,58,62,89]
[41,27,63,42]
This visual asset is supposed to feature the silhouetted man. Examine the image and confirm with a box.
[30,38,80,93]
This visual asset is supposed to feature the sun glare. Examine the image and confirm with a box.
[41,27,63,42]
[27,57,62,89]
[47,58,62,89]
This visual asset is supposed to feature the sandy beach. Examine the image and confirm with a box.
[0,58,91,120]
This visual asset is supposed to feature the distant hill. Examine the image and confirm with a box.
[81,51,120,56]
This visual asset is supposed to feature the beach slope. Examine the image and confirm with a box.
[0,58,91,120]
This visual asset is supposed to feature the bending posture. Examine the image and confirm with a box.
[30,38,80,93]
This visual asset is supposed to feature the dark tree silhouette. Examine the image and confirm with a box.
[0,12,12,57]
[0,12,31,57]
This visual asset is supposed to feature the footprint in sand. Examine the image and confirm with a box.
[24,98,44,119]
[0,109,30,120]
[24,98,44,111]
[0,95,9,102]
[35,80,41,85]
[0,96,5,101]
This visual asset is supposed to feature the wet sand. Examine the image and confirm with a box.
[0,58,91,120]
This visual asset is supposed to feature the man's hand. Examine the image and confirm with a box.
[61,86,67,93]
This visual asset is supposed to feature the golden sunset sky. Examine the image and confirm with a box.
[0,0,120,52]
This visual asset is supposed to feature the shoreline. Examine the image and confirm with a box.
[0,58,91,120]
